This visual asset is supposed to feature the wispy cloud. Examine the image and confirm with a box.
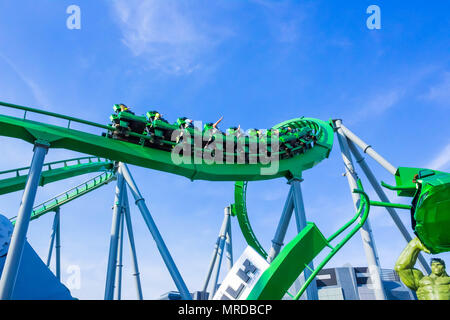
[251,0,308,44]
[358,90,404,119]
[421,71,450,106]
[427,143,450,171]
[0,53,50,107]
[344,65,441,125]
[111,0,232,75]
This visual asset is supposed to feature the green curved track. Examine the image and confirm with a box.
[0,101,340,300]
[10,171,116,224]
[0,156,113,195]
[0,102,334,181]
[233,181,268,258]
[247,182,371,300]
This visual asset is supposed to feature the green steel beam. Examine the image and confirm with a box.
[233,181,268,258]
[369,200,412,210]
[247,181,371,300]
[10,171,116,224]
[0,157,114,195]
[0,101,334,181]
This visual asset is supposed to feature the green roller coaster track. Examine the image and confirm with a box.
[1,100,448,300]
[0,101,334,182]
[0,156,114,195]
[246,181,370,300]
[232,181,268,259]
[9,171,116,224]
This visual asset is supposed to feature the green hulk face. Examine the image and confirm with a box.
[431,261,445,277]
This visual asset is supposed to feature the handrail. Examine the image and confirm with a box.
[0,101,112,131]
[380,180,412,191]
[293,179,370,300]
[0,156,111,177]
[369,200,411,210]
[0,101,174,144]
[9,171,116,223]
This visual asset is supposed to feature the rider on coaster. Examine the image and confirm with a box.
[113,103,135,115]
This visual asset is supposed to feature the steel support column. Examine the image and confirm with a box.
[267,187,294,263]
[104,169,125,300]
[0,142,48,300]
[338,123,397,176]
[346,139,431,274]
[120,163,191,300]
[210,206,231,297]
[114,208,124,300]
[335,119,387,300]
[202,206,230,294]
[290,178,319,300]
[122,187,144,300]
[46,212,58,267]
[54,207,61,281]
[225,215,233,271]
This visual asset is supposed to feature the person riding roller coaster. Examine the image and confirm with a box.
[203,116,224,149]
[105,106,319,164]
[113,103,135,115]
[174,117,194,143]
[146,110,168,124]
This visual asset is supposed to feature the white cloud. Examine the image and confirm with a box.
[250,0,307,44]
[0,53,50,107]
[427,143,450,171]
[111,0,231,75]
[346,89,404,125]
[422,72,450,106]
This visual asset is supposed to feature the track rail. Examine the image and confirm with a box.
[0,157,114,195]
[10,171,116,224]
[0,101,334,181]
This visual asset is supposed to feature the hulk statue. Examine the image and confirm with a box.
[395,237,449,300]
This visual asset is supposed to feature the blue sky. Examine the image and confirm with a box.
[0,0,449,299]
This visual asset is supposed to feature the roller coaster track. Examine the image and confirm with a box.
[0,100,339,300]
[0,156,114,195]
[233,181,268,258]
[247,181,371,300]
[10,171,116,224]
[0,101,334,181]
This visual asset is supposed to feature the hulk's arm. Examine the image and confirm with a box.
[394,237,427,291]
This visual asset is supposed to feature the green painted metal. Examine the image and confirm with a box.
[0,101,334,181]
[413,171,450,254]
[393,167,448,197]
[293,185,370,300]
[10,171,116,224]
[0,101,112,131]
[382,167,450,254]
[233,181,268,258]
[247,180,370,300]
[0,157,113,195]
[247,223,328,300]
[369,200,412,210]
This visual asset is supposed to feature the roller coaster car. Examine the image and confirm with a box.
[105,108,321,165]
[383,167,450,254]
[176,117,194,129]
[110,111,147,144]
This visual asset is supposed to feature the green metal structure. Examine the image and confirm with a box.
[10,171,116,224]
[0,100,448,301]
[376,167,450,254]
[232,181,268,259]
[0,101,334,182]
[0,156,113,196]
